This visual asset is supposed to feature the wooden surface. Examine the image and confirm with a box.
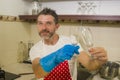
[19,15,120,22]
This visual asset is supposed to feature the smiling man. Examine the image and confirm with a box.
[29,8,108,80]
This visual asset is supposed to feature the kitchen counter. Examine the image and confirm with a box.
[2,63,35,80]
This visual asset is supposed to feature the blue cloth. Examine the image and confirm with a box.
[39,44,80,72]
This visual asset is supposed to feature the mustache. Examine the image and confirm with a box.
[39,30,50,35]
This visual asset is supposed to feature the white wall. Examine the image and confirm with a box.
[0,0,31,16]
[42,1,120,15]
[0,0,120,16]
[99,1,120,15]
[0,21,31,66]
[92,26,120,61]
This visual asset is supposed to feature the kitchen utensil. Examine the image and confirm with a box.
[99,61,120,80]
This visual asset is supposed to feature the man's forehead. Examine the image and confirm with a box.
[37,15,54,22]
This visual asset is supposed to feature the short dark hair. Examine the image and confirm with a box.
[37,8,58,24]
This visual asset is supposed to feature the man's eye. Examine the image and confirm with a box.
[37,22,42,25]
[46,22,52,25]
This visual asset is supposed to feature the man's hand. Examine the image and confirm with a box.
[39,44,80,72]
[89,47,108,65]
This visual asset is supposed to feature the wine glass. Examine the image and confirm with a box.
[69,26,94,79]
[79,27,94,57]
[69,27,94,79]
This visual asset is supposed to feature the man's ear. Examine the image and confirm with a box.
[55,24,60,30]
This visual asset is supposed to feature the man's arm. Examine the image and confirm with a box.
[31,44,80,79]
[78,47,107,71]
[32,58,48,78]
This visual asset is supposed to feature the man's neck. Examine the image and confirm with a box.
[44,34,59,45]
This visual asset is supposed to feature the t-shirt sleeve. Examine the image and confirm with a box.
[29,46,40,62]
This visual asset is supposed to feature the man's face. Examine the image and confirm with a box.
[37,15,59,39]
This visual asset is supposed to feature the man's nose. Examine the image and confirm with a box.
[42,24,47,30]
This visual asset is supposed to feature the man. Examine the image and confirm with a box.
[29,8,108,80]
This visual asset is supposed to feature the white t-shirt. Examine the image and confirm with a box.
[29,35,83,80]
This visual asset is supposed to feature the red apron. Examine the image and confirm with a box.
[44,60,72,80]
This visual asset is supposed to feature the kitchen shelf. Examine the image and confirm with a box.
[19,15,120,23]
[19,15,37,22]
[26,0,119,2]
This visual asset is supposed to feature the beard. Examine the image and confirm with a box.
[39,29,55,40]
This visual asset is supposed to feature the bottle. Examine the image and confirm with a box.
[32,0,41,15]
